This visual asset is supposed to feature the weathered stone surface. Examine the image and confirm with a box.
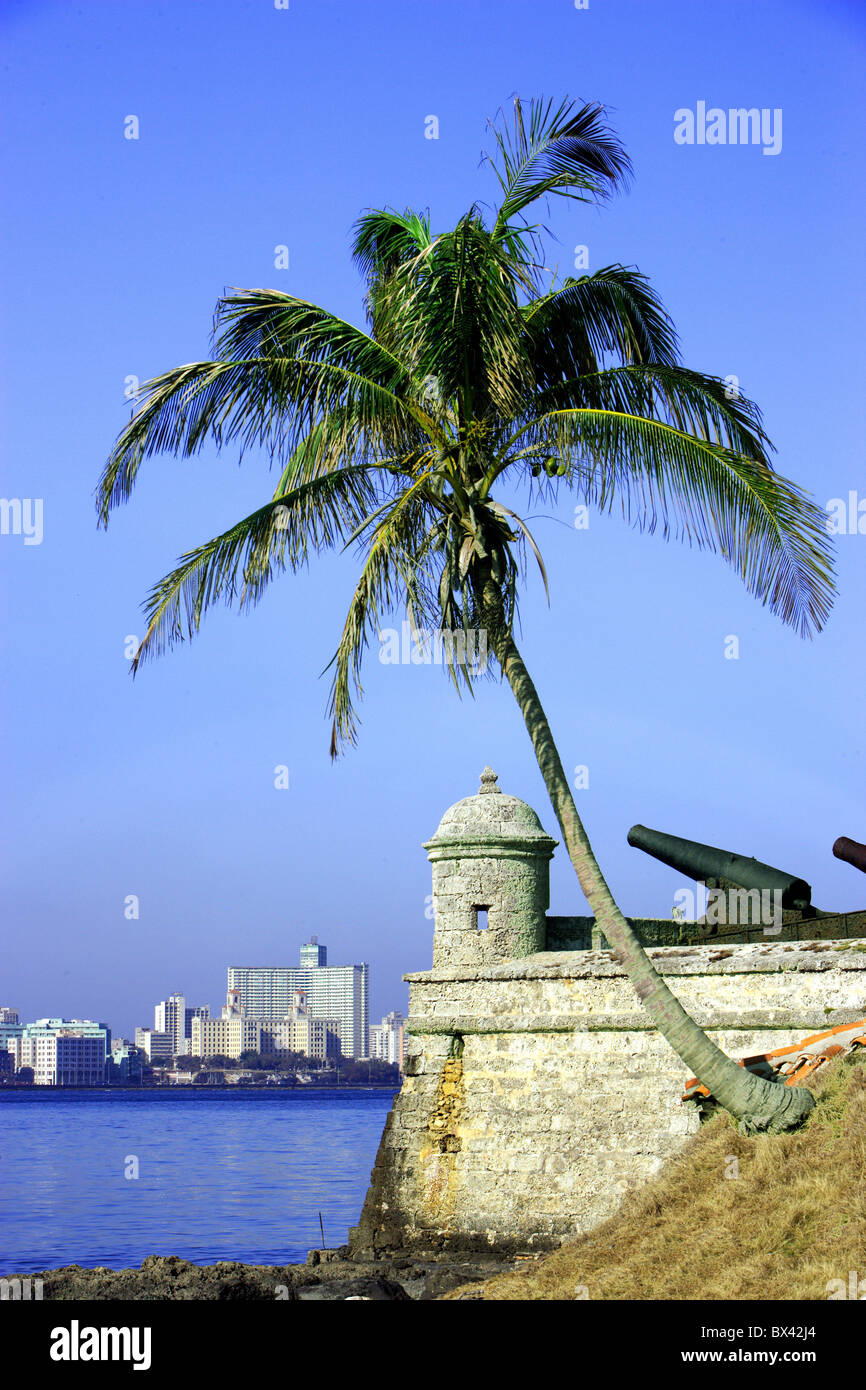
[352,771,866,1257]
[424,767,557,967]
[547,913,866,951]
[353,939,866,1255]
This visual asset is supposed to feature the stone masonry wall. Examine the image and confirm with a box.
[430,850,551,968]
[351,939,866,1256]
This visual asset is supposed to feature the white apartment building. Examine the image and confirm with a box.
[15,1031,105,1086]
[154,993,186,1053]
[228,943,369,1057]
[368,1011,407,1070]
[152,994,210,1056]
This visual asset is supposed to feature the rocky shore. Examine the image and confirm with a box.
[7,1249,528,1301]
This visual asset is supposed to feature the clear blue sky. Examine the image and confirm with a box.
[1,0,864,1039]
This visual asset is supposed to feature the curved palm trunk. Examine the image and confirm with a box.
[480,594,813,1133]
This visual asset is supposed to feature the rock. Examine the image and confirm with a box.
[296,1276,410,1302]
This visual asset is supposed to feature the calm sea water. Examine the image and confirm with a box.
[0,1088,397,1275]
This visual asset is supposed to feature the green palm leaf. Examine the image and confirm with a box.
[131,464,382,670]
[519,405,833,637]
[488,96,632,240]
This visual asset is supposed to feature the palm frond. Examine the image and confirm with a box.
[523,265,680,377]
[487,500,550,603]
[371,213,532,417]
[96,348,435,527]
[213,290,408,390]
[131,465,382,670]
[351,207,433,282]
[488,96,632,244]
[519,406,834,637]
[327,488,438,755]
[529,364,772,461]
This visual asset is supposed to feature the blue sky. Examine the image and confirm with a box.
[1,0,864,1039]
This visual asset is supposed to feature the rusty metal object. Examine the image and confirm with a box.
[682,1019,866,1102]
[627,824,813,913]
[833,836,866,875]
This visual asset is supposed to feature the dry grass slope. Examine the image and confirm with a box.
[444,1053,866,1301]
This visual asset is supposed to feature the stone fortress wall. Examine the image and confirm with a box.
[351,770,866,1256]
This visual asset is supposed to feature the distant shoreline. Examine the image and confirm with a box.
[0,1082,401,1094]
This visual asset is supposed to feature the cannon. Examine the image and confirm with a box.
[833,836,866,875]
[627,824,814,914]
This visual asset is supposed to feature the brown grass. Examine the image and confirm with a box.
[443,1053,866,1300]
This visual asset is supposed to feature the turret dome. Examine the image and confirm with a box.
[423,768,557,968]
[426,767,557,852]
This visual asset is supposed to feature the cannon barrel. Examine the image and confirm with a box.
[627,824,813,912]
[832,836,866,875]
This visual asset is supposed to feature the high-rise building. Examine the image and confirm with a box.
[185,1005,210,1036]
[152,993,209,1056]
[154,993,186,1053]
[0,1007,22,1067]
[299,936,327,969]
[227,944,369,1057]
[369,1011,407,1069]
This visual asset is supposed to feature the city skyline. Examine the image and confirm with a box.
[2,999,407,1076]
[1,937,390,1058]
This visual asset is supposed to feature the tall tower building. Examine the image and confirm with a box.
[154,993,186,1054]
[299,936,327,969]
[154,993,209,1055]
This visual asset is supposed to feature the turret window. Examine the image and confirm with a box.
[473,906,490,931]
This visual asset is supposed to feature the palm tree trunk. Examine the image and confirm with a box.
[479,585,813,1134]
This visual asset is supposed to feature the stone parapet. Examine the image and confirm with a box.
[545,912,866,951]
[352,939,866,1256]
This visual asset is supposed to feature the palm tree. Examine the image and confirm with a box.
[97,97,835,1135]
